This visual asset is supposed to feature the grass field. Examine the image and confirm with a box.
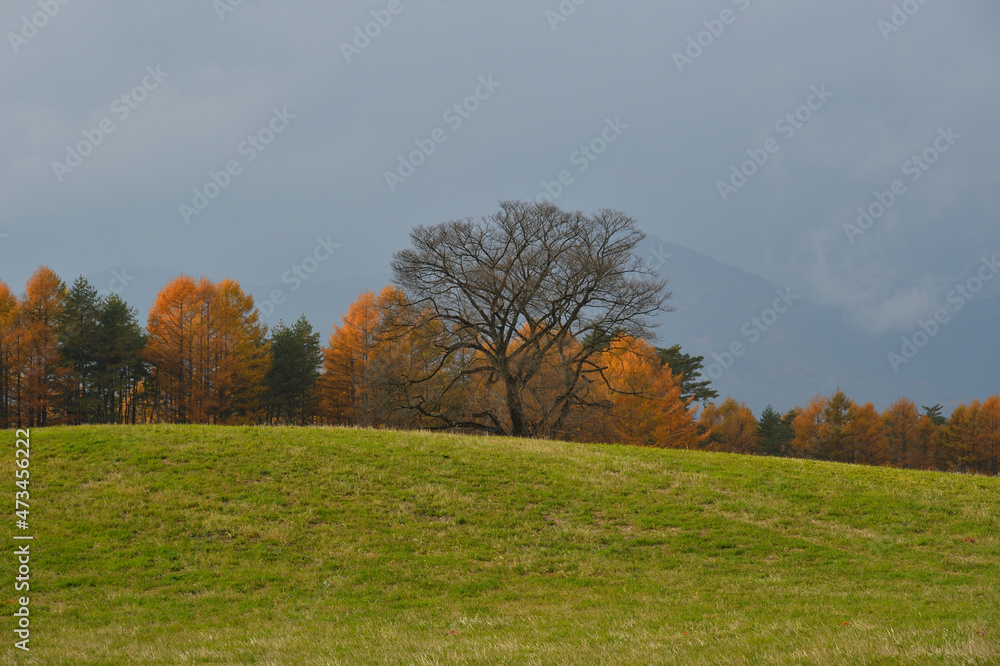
[2,425,998,664]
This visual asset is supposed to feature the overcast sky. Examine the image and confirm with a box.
[2,0,998,335]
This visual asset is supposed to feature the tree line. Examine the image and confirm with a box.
[1,202,996,476]
[697,394,1000,477]
[0,268,322,428]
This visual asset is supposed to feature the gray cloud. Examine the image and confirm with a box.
[1,0,997,340]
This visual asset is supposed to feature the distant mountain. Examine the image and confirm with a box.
[90,238,997,416]
[636,236,998,414]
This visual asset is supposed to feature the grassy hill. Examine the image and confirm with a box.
[3,426,999,664]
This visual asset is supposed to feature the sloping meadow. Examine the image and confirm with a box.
[2,425,998,664]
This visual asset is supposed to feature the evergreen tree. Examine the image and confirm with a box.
[58,277,102,424]
[655,344,718,404]
[93,295,147,424]
[823,390,855,463]
[265,316,322,424]
[922,403,946,426]
[756,404,794,456]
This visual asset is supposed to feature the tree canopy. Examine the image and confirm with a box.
[391,200,671,437]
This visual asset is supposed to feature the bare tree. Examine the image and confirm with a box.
[391,200,672,438]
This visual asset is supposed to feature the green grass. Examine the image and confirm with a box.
[2,425,999,664]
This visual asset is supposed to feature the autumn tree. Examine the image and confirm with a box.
[391,201,670,437]
[144,276,200,422]
[936,401,979,472]
[145,275,266,423]
[850,402,889,467]
[791,390,855,462]
[975,396,1000,476]
[699,398,757,454]
[571,336,701,448]
[321,289,382,425]
[19,267,68,426]
[208,279,269,423]
[321,286,456,429]
[883,398,925,468]
[0,282,20,429]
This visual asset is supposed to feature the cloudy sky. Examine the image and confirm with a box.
[2,0,998,335]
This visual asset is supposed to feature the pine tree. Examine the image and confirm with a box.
[57,276,102,424]
[756,405,794,456]
[823,390,855,463]
[922,403,946,426]
[265,316,322,424]
[93,295,147,424]
[655,345,718,404]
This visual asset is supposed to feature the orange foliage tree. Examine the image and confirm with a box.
[849,402,889,467]
[208,279,269,423]
[322,285,454,429]
[791,390,855,462]
[19,267,68,426]
[144,275,200,422]
[699,397,758,454]
[883,398,928,469]
[322,289,382,425]
[144,276,267,423]
[0,282,21,429]
[572,336,702,448]
[937,400,979,472]
[974,396,1000,476]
